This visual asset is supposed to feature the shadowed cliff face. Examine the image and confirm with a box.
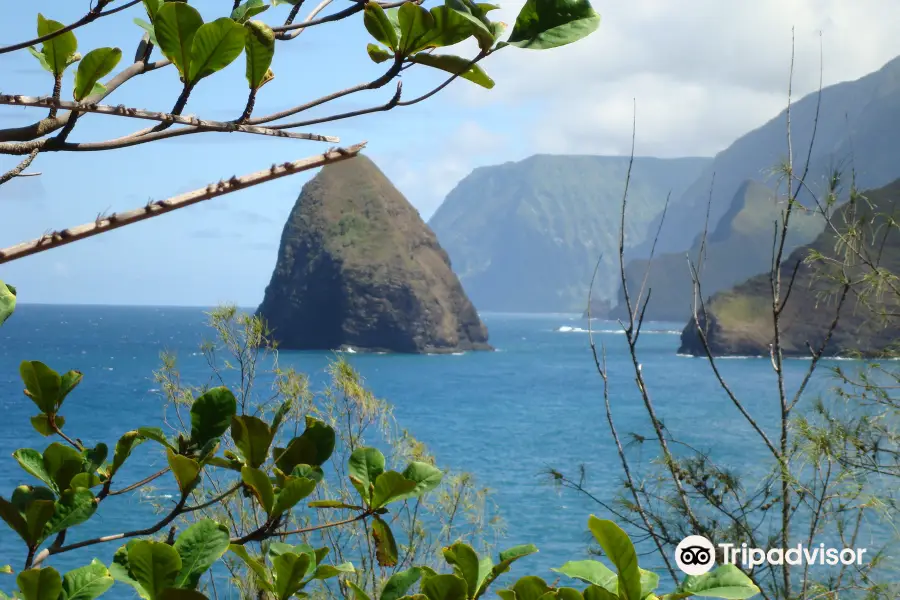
[679,179,900,358]
[256,155,490,354]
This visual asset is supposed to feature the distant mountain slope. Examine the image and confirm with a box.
[679,178,900,357]
[617,55,900,320]
[611,181,824,321]
[428,155,710,313]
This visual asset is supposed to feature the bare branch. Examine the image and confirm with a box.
[0,149,39,185]
[0,95,340,143]
[0,0,143,55]
[0,143,366,264]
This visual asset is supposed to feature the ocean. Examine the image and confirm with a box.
[0,305,891,594]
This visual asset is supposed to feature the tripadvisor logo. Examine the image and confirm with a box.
[675,535,716,576]
[674,535,869,575]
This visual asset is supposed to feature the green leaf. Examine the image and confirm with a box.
[582,586,617,600]
[421,574,467,600]
[43,442,84,492]
[372,515,398,567]
[83,443,108,473]
[272,476,317,516]
[511,576,549,600]
[111,431,145,477]
[74,47,122,101]
[444,0,494,49]
[243,21,275,90]
[142,0,163,19]
[348,581,373,600]
[475,556,492,597]
[173,520,230,589]
[241,466,274,515]
[312,562,355,580]
[555,587,585,600]
[397,2,436,55]
[58,370,83,409]
[272,553,311,600]
[128,542,182,600]
[28,47,53,72]
[408,53,494,88]
[137,427,175,451]
[227,546,273,592]
[308,499,363,509]
[37,14,79,77]
[17,567,61,600]
[230,415,272,470]
[586,517,641,600]
[134,18,159,46]
[417,5,480,49]
[23,499,55,547]
[492,544,538,579]
[44,489,96,536]
[676,564,760,599]
[397,462,442,500]
[68,473,102,490]
[153,2,204,80]
[506,0,600,49]
[442,543,479,598]
[551,561,617,593]
[640,569,660,597]
[0,496,30,543]
[190,387,237,446]
[110,543,147,599]
[380,567,422,600]
[347,446,385,504]
[167,450,201,495]
[371,471,418,509]
[0,281,16,326]
[0,565,12,574]
[189,18,246,83]
[61,560,114,600]
[364,3,399,51]
[367,43,392,63]
[14,449,55,491]
[232,0,270,22]
[30,415,64,437]
[274,417,335,472]
[20,361,61,415]
[291,464,324,483]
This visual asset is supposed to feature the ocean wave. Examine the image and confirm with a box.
[556,326,679,335]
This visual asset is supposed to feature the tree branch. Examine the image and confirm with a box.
[0,149,39,185]
[0,0,143,55]
[0,59,170,143]
[0,143,366,264]
[0,94,340,144]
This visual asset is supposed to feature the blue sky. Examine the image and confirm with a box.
[3,0,900,306]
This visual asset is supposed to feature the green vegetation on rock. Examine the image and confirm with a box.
[679,177,900,357]
[257,155,491,354]
[613,180,824,322]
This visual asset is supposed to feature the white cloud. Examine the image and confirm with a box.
[448,0,900,158]
[375,121,511,220]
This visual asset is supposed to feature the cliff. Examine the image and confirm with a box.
[617,54,900,320]
[678,178,900,357]
[428,154,710,313]
[257,155,491,354]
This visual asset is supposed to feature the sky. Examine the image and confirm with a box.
[3,0,900,306]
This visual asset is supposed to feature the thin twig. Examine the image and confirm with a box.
[0,149,39,185]
[0,95,339,144]
[0,0,143,55]
[0,143,366,264]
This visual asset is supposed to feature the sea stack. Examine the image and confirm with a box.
[256,155,491,354]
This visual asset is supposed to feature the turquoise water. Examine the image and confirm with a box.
[0,305,888,593]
